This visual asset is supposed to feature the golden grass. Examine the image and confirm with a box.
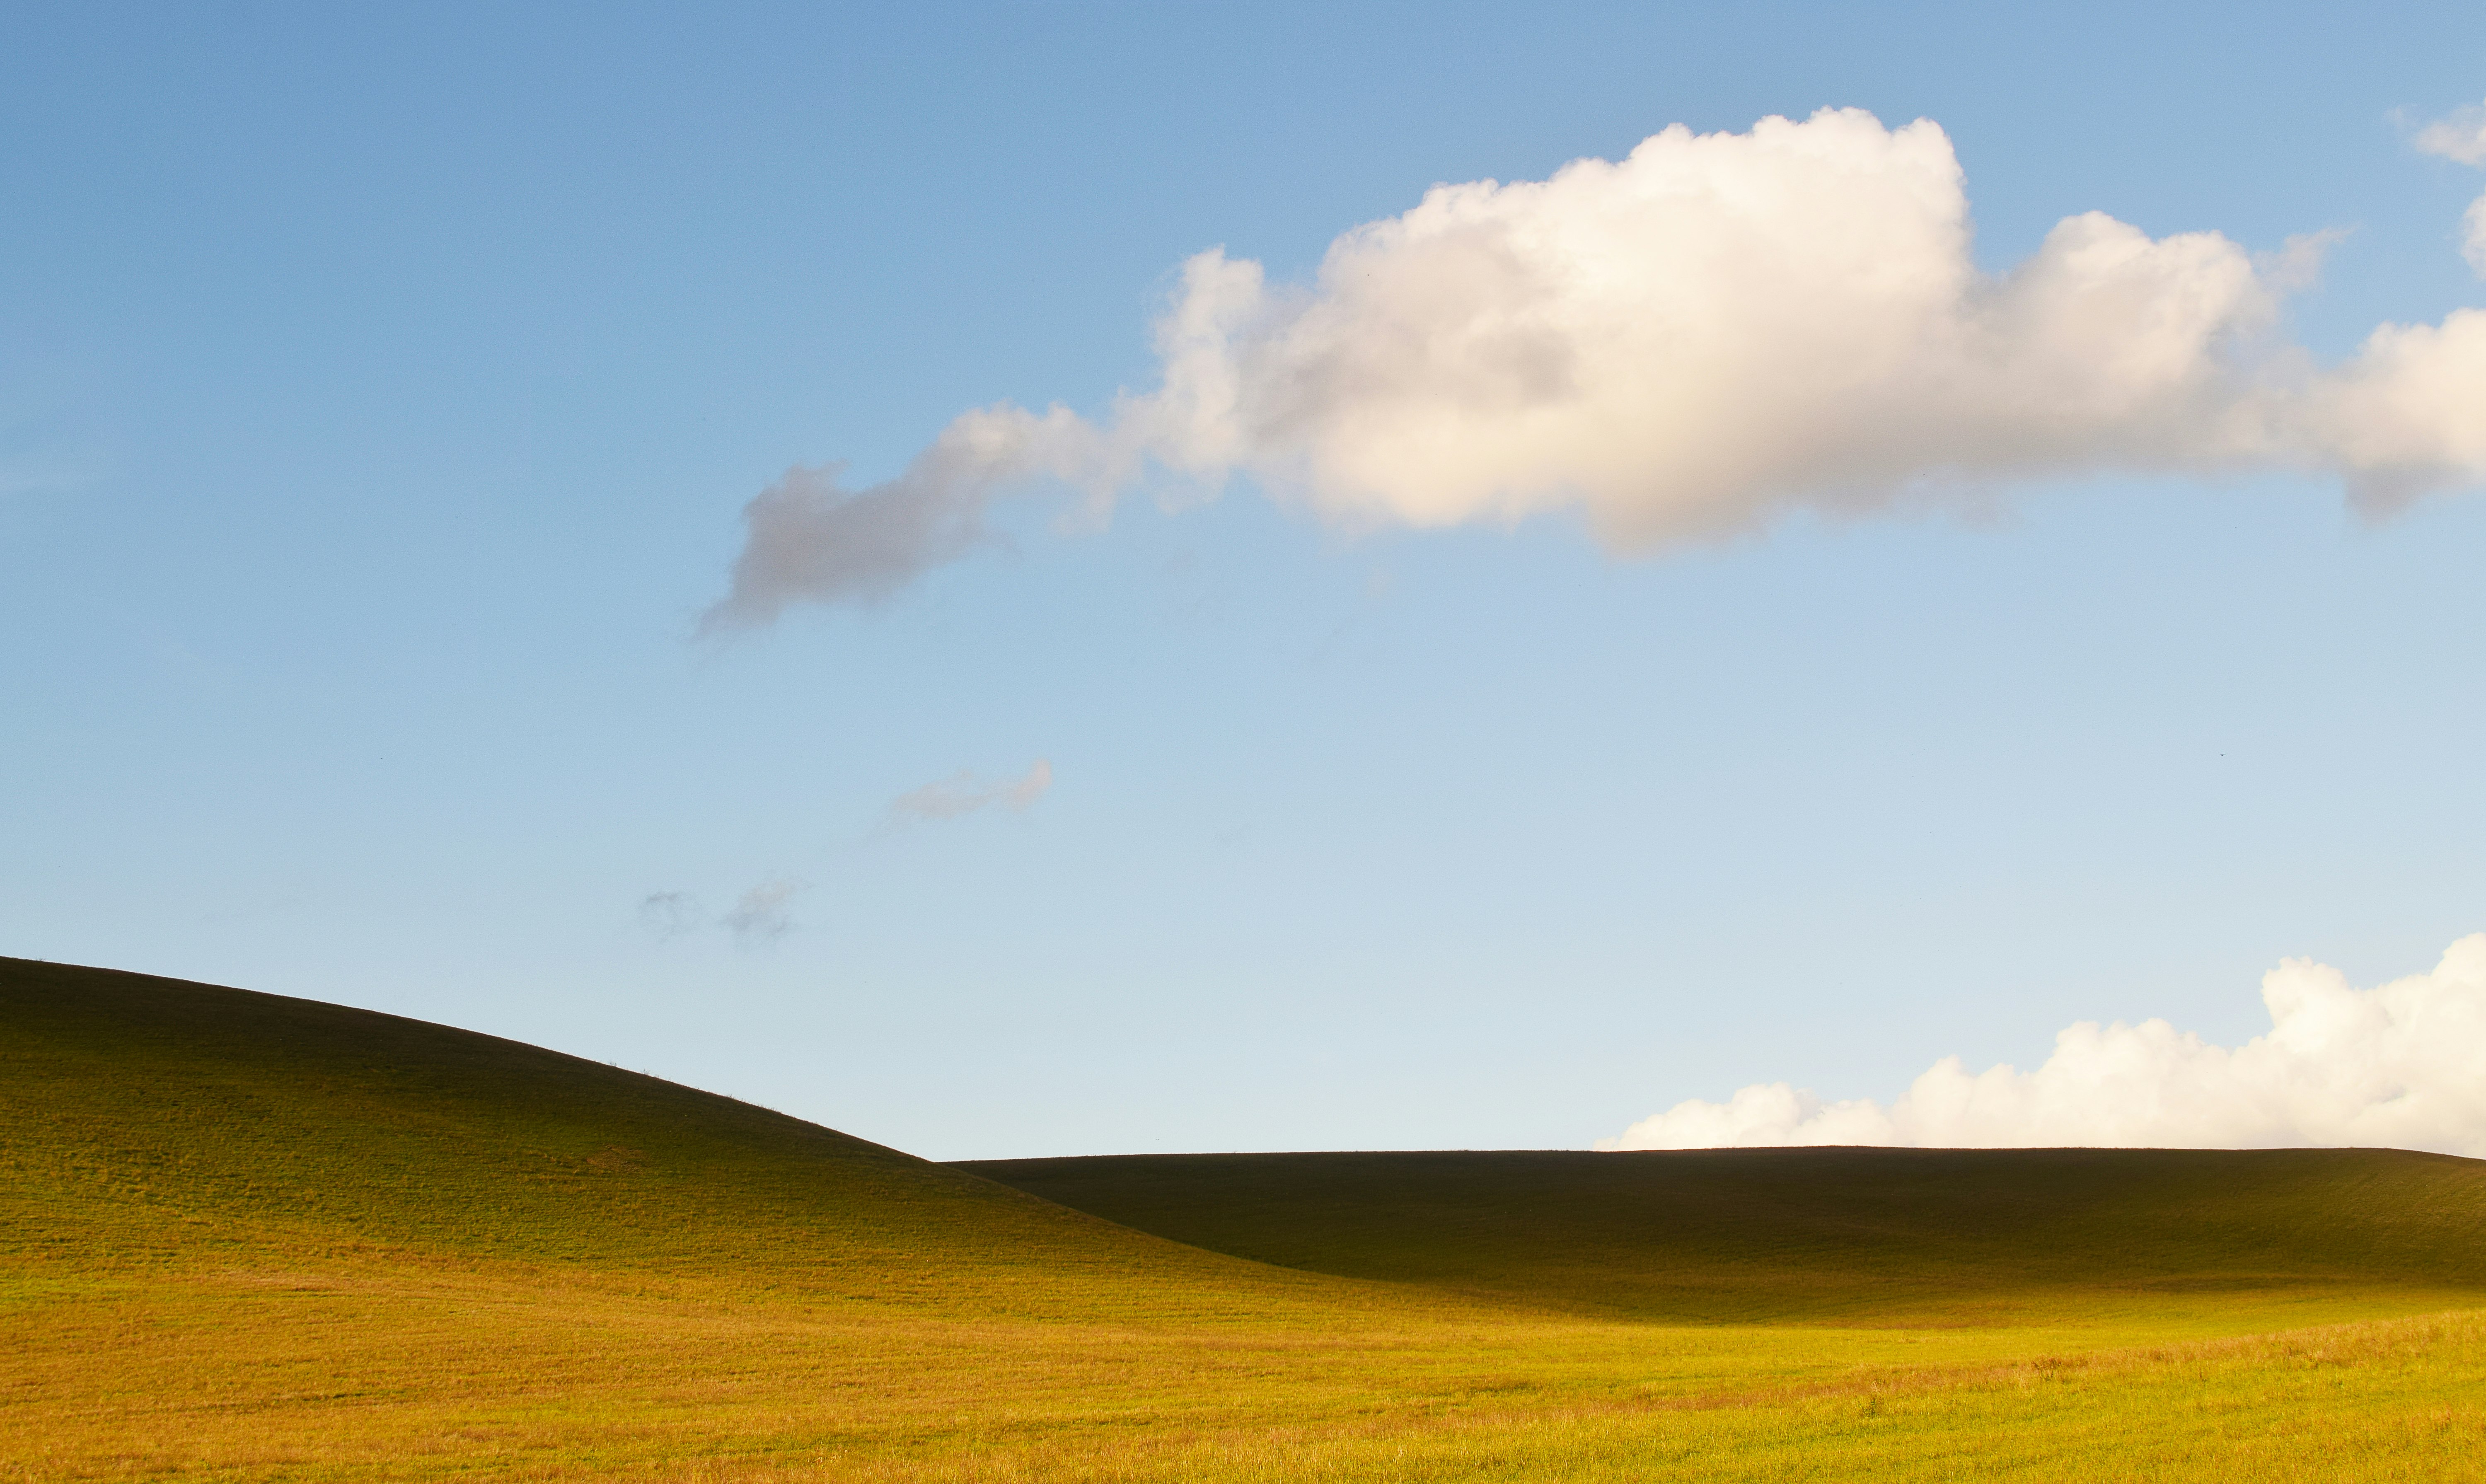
[9,1247,2483,1482]
[7,957,2485,1480]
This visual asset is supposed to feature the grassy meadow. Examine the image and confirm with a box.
[6,956,2485,1480]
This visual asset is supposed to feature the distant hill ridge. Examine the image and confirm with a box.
[10,955,2486,1329]
[959,1146,2486,1322]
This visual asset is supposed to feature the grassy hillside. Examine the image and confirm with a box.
[7,955,2485,1482]
[0,956,1326,1316]
[958,1147,2486,1323]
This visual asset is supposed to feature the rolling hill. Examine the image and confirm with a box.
[0,955,1328,1317]
[7,954,2485,1482]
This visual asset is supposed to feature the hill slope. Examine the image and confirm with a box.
[0,957,1290,1312]
[957,1147,2486,1322]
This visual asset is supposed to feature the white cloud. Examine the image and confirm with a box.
[705,108,2486,621]
[2413,100,2486,279]
[721,876,804,944]
[2415,101,2486,166]
[1599,934,2486,1157]
[889,759,1054,823]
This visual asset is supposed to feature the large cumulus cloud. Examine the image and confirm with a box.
[706,107,2486,627]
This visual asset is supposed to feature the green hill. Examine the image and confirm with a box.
[15,952,2485,1330]
[957,1146,2486,1323]
[0,956,1301,1314]
[9,955,2486,1482]
[13,952,2483,1329]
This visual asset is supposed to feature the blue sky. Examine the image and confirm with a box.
[5,2,2483,1159]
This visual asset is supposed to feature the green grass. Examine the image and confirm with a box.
[956,1146,2486,1326]
[0,955,1288,1311]
[6,955,2485,1481]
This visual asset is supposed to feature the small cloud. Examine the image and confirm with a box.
[889,759,1053,824]
[2415,101,2486,165]
[2412,101,2486,276]
[721,877,804,945]
[638,890,704,940]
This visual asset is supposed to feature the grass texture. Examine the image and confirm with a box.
[6,955,2485,1480]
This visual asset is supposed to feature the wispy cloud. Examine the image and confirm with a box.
[705,107,2486,625]
[721,876,804,945]
[637,890,704,940]
[1601,934,2486,1157]
[889,759,1054,824]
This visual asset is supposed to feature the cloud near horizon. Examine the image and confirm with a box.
[703,106,2486,626]
[1601,934,2486,1157]
[889,759,1054,823]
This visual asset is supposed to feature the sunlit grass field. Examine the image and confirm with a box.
[7,956,2484,1480]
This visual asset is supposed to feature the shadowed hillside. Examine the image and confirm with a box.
[958,1147,2486,1323]
[0,957,1300,1313]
